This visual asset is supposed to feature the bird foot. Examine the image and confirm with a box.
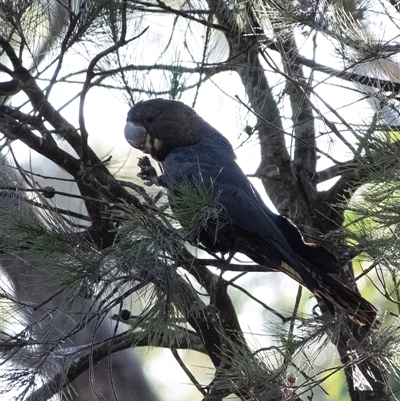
[137,156,161,186]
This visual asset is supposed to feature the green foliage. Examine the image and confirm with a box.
[0,200,101,287]
[108,202,200,348]
[170,177,226,242]
[345,138,400,267]
[367,320,400,373]
[216,344,287,400]
[0,182,201,352]
[0,0,127,62]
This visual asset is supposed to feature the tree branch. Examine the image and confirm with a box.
[25,329,205,401]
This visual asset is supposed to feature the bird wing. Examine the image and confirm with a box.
[125,99,378,328]
[163,139,313,277]
[162,139,378,328]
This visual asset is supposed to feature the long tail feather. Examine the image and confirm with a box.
[236,233,379,329]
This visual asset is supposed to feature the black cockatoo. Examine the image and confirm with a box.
[124,98,378,329]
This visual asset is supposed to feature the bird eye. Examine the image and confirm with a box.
[145,115,154,123]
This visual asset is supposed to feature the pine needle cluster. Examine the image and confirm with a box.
[108,200,203,348]
[169,176,226,244]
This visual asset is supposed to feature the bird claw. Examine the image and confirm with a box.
[137,156,161,186]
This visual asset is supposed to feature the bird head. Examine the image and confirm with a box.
[124,99,206,161]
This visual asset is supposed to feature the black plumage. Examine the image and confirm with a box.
[124,98,378,329]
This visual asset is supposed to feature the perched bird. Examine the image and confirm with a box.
[124,98,378,329]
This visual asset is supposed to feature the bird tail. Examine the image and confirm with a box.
[312,271,379,329]
[236,232,379,329]
[279,260,379,329]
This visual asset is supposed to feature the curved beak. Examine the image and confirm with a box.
[124,121,148,150]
